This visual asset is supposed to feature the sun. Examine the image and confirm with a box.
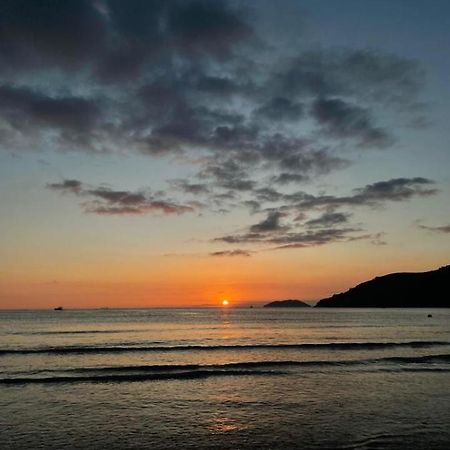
[222,299,229,306]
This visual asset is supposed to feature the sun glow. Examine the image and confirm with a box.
[222,299,229,306]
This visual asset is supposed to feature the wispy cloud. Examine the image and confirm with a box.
[419,223,450,234]
[48,180,195,216]
[209,249,252,257]
[215,227,363,249]
[212,177,437,251]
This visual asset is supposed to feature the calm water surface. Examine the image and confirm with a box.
[1,308,449,449]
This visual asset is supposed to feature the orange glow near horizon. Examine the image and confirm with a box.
[0,254,447,309]
[222,299,229,306]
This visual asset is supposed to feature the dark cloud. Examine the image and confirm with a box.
[249,138,347,175]
[419,223,450,234]
[172,180,210,195]
[242,200,262,213]
[212,177,437,251]
[284,177,437,210]
[272,228,363,249]
[85,200,193,216]
[209,249,251,257]
[254,188,284,203]
[311,97,392,148]
[0,0,107,71]
[47,179,194,216]
[215,227,362,249]
[201,159,256,191]
[85,189,147,206]
[167,0,252,58]
[305,212,350,228]
[272,173,308,185]
[47,179,83,194]
[0,0,251,76]
[0,1,425,161]
[255,97,303,121]
[353,177,437,203]
[0,85,101,147]
[250,211,287,232]
[195,75,243,96]
[1,1,436,251]
[273,49,423,105]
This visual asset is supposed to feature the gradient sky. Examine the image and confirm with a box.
[1,0,449,308]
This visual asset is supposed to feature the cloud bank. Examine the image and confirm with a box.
[0,0,437,253]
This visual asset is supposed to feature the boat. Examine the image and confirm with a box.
[54,306,64,311]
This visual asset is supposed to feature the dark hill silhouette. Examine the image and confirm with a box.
[315,265,450,307]
[264,299,310,308]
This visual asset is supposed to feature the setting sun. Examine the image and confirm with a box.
[222,299,229,306]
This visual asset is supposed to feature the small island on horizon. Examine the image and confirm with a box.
[315,265,449,308]
[264,299,311,308]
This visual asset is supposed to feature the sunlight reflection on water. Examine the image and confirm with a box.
[208,416,249,434]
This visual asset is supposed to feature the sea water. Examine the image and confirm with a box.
[1,308,449,449]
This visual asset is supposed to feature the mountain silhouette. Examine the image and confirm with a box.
[264,299,311,308]
[316,265,449,307]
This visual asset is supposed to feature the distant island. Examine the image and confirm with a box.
[315,265,449,308]
[264,299,311,308]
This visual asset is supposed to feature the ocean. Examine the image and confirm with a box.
[0,308,449,449]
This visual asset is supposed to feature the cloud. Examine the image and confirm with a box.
[1,1,437,251]
[209,249,251,257]
[370,232,388,246]
[0,0,107,72]
[305,212,350,228]
[0,85,102,151]
[212,177,437,251]
[166,0,252,58]
[0,1,425,163]
[255,97,303,121]
[272,49,424,106]
[47,179,83,194]
[419,223,450,234]
[254,188,284,203]
[201,159,256,191]
[215,227,362,249]
[250,211,287,232]
[0,0,251,75]
[284,177,437,210]
[271,173,308,185]
[47,179,195,216]
[311,97,392,148]
[352,177,437,203]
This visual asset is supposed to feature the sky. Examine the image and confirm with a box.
[1,0,449,309]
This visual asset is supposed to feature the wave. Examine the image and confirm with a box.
[0,369,283,385]
[11,330,148,335]
[2,354,449,385]
[61,353,450,373]
[1,340,448,356]
[378,353,450,363]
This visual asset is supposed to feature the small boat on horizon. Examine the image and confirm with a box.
[54,306,64,311]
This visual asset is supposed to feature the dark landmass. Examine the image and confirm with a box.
[316,265,450,308]
[264,299,311,308]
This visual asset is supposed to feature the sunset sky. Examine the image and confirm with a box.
[1,0,449,308]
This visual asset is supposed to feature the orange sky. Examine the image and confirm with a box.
[2,247,447,309]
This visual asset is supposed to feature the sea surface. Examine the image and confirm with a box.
[0,308,449,449]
